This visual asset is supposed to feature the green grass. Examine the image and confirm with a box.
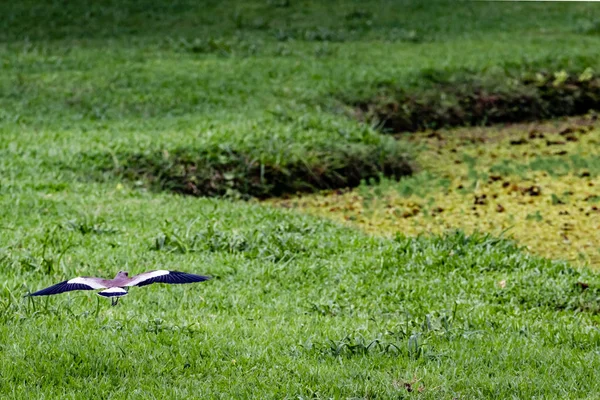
[3,0,600,397]
[490,154,600,178]
[4,191,600,398]
[354,71,600,133]
[3,1,600,196]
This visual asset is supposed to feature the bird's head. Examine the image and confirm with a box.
[116,271,129,278]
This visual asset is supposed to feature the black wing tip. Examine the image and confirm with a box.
[192,274,212,282]
[165,271,212,282]
[135,271,213,287]
[26,280,69,297]
[170,271,212,280]
[25,280,96,297]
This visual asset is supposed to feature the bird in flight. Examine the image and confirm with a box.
[26,270,211,306]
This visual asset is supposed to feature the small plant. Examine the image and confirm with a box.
[575,19,600,35]
[65,217,119,235]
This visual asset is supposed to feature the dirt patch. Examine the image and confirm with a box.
[354,71,600,133]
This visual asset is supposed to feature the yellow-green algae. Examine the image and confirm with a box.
[268,116,600,267]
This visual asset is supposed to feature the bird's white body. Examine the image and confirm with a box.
[97,287,128,298]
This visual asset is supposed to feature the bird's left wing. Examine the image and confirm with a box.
[27,277,108,297]
[125,270,211,287]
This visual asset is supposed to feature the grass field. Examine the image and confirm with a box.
[3,1,600,398]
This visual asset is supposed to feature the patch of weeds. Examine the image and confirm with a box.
[309,301,345,317]
[494,262,600,314]
[358,172,448,199]
[273,27,349,42]
[384,28,420,43]
[231,11,271,31]
[491,154,600,178]
[314,43,336,58]
[353,69,600,133]
[529,157,573,176]
[145,318,185,334]
[12,227,76,276]
[488,160,524,177]
[321,335,400,358]
[151,224,252,255]
[64,216,119,235]
[166,36,260,57]
[586,195,600,203]
[575,18,600,35]
[77,144,412,199]
[398,231,600,314]
[304,27,346,42]
[551,194,565,205]
[272,43,292,57]
[525,211,543,222]
[151,219,321,263]
[314,311,457,359]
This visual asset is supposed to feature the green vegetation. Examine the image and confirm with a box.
[5,193,600,398]
[77,119,411,198]
[274,117,600,266]
[355,70,600,133]
[3,0,600,398]
[3,0,600,197]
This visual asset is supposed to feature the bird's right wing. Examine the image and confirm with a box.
[126,270,211,287]
[27,277,108,296]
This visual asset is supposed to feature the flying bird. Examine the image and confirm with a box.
[26,270,211,306]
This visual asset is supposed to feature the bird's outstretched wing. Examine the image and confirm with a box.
[126,270,211,287]
[27,277,108,296]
